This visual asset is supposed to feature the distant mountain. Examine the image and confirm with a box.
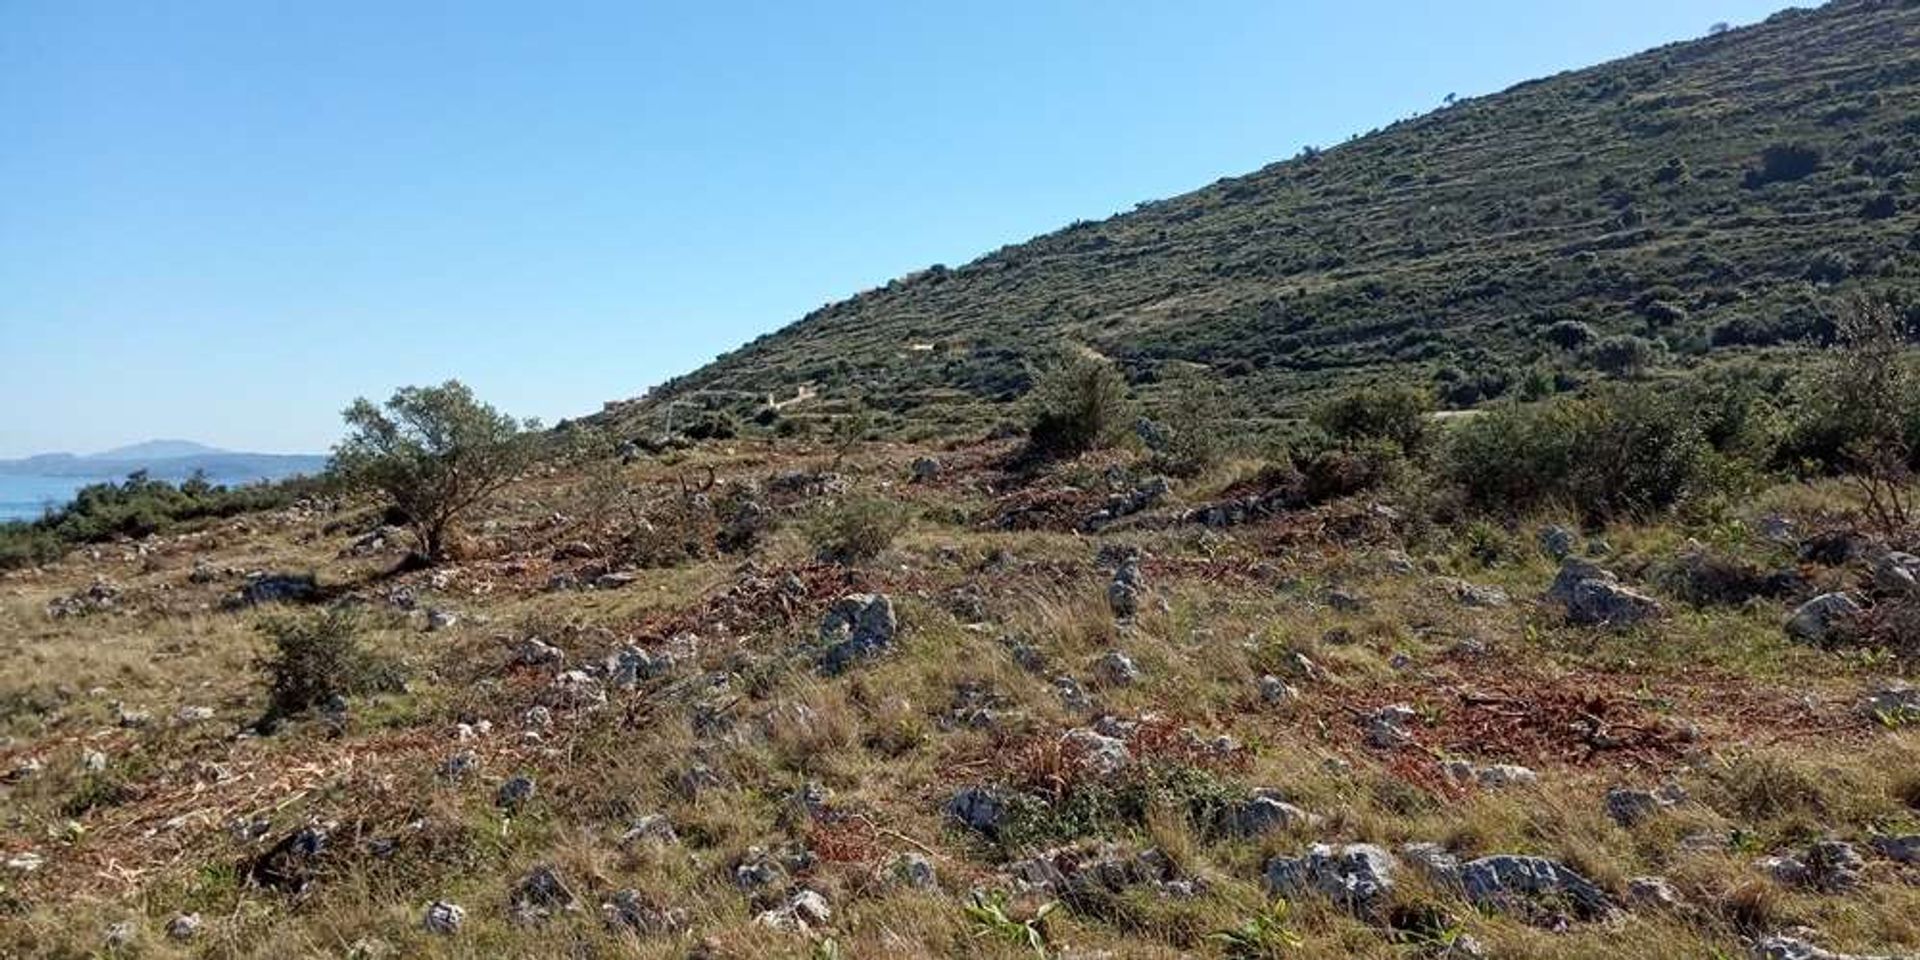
[0,440,327,485]
[590,0,1919,437]
[88,439,228,461]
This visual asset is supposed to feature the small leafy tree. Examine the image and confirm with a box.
[1311,384,1432,454]
[331,381,538,563]
[254,608,400,724]
[1828,301,1915,531]
[1588,334,1660,379]
[1025,353,1133,459]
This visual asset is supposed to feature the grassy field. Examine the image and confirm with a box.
[2,431,1915,959]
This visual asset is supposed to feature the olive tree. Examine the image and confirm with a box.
[331,381,538,563]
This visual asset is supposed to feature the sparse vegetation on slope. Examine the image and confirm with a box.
[594,0,1919,442]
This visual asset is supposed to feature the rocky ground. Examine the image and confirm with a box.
[1,437,1917,958]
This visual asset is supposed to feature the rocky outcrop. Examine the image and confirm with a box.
[817,593,897,674]
[1547,559,1664,627]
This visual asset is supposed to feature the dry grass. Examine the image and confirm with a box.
[2,440,1917,958]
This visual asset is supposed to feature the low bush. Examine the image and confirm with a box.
[804,494,912,562]
[1310,384,1431,454]
[1444,384,1716,518]
[1024,354,1133,459]
[0,471,320,571]
[254,608,403,725]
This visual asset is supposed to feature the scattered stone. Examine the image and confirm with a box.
[1870,834,1920,864]
[1434,577,1510,608]
[601,889,686,936]
[676,763,725,798]
[115,706,153,729]
[47,579,121,618]
[620,814,679,846]
[422,900,465,935]
[1400,842,1463,886]
[608,644,673,687]
[438,750,478,781]
[886,852,938,889]
[1223,792,1319,836]
[542,670,606,710]
[1264,843,1398,916]
[1871,552,1920,597]
[165,912,202,941]
[817,593,898,674]
[1756,936,1903,960]
[1802,840,1867,892]
[909,456,941,481]
[1092,650,1141,688]
[1547,558,1664,627]
[508,864,577,923]
[1258,674,1297,705]
[1864,682,1920,721]
[1459,854,1613,921]
[1053,675,1094,713]
[1538,525,1577,560]
[522,705,553,730]
[1606,784,1685,826]
[1085,477,1171,530]
[732,846,785,889]
[4,757,42,783]
[1756,514,1797,545]
[234,572,318,608]
[947,785,1006,836]
[246,822,332,895]
[595,570,641,590]
[176,705,214,723]
[1787,593,1863,645]
[1382,549,1418,575]
[81,749,107,773]
[1365,704,1418,749]
[1108,560,1146,621]
[1759,854,1811,887]
[496,774,536,811]
[1288,651,1324,681]
[1626,875,1683,909]
[753,889,832,934]
[426,608,459,631]
[105,921,137,950]
[513,637,567,667]
[1062,728,1131,775]
[1327,588,1366,612]
[1442,761,1538,789]
[1009,843,1198,901]
[5,851,45,872]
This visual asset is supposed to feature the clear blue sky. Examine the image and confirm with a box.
[1,0,1791,457]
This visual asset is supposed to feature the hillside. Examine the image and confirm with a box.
[602,0,1918,436]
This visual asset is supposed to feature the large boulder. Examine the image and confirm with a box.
[1263,843,1398,915]
[946,785,1007,836]
[1546,559,1664,627]
[818,594,897,674]
[1459,854,1613,921]
[1786,593,1863,645]
[1108,561,1146,620]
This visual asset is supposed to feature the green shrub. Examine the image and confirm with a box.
[1445,385,1715,518]
[1587,334,1660,378]
[1310,384,1432,454]
[1148,372,1233,477]
[1025,354,1133,459]
[254,609,401,724]
[0,471,318,571]
[1302,439,1404,503]
[804,494,911,563]
[332,380,539,562]
[1746,142,1822,187]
